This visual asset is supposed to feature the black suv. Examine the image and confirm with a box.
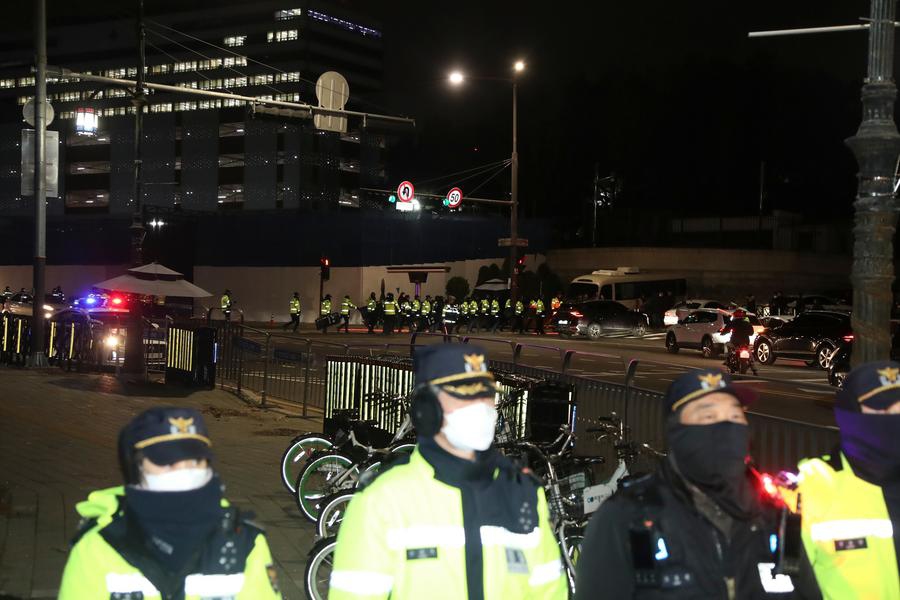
[553,300,649,340]
[754,310,852,369]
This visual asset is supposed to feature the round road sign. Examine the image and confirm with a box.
[397,180,415,203]
[447,187,463,208]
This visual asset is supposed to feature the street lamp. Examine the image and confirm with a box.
[447,60,526,303]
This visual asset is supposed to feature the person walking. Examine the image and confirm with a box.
[467,296,480,333]
[282,292,301,333]
[329,344,567,599]
[365,292,378,334]
[220,289,233,321]
[59,407,282,600]
[320,294,333,334]
[534,297,546,335]
[339,294,356,333]
[576,369,814,599]
[789,361,900,599]
[382,293,397,335]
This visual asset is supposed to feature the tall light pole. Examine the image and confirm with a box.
[29,0,49,368]
[449,60,526,303]
[846,0,900,366]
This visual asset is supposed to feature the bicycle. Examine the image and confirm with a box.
[304,535,337,600]
[295,406,416,522]
[279,391,414,494]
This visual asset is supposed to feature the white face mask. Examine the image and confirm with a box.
[441,401,498,452]
[141,467,213,492]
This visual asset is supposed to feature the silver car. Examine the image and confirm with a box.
[665,309,761,358]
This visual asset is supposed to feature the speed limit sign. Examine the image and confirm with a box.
[447,187,463,208]
[397,180,415,203]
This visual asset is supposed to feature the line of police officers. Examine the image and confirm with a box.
[59,342,899,599]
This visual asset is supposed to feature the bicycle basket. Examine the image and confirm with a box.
[547,465,592,522]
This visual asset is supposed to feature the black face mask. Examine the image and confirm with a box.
[835,408,900,487]
[125,475,224,572]
[667,420,754,518]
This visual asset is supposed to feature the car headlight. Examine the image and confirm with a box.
[42,304,53,311]
[44,312,52,319]
[104,335,120,348]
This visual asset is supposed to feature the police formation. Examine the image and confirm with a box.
[303,290,556,336]
[57,347,900,599]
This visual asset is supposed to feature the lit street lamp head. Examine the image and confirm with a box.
[448,71,464,85]
[514,60,525,73]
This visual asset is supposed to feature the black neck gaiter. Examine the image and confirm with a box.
[667,421,755,519]
[835,409,900,487]
[125,475,224,573]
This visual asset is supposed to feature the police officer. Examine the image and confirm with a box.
[330,344,567,599]
[576,369,810,599]
[420,295,433,332]
[320,294,333,334]
[220,289,233,321]
[339,294,356,333]
[480,295,491,332]
[399,293,413,333]
[551,294,562,313]
[534,297,546,335]
[457,296,470,334]
[514,298,526,334]
[283,292,301,332]
[59,407,281,599]
[791,361,900,598]
[382,292,398,335]
[489,296,501,332]
[468,296,480,333]
[431,296,444,333]
[411,295,422,331]
[441,296,459,337]
[366,292,379,334]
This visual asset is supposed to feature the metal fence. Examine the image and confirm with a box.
[207,322,839,472]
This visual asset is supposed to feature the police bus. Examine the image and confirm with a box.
[566,267,688,305]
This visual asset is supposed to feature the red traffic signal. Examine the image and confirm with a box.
[320,256,331,281]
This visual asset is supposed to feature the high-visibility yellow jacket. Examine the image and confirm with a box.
[421,300,431,315]
[384,300,397,315]
[289,297,301,314]
[795,452,899,600]
[321,299,332,315]
[331,447,566,600]
[220,294,231,309]
[58,487,281,600]
[490,299,500,315]
[469,300,479,314]
[341,298,356,315]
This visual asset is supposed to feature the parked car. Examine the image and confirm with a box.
[663,299,728,326]
[665,309,761,358]
[828,332,900,387]
[554,300,649,340]
[754,310,852,369]
[1,291,68,319]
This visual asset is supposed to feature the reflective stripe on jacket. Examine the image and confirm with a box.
[321,300,332,315]
[289,298,301,314]
[341,299,355,315]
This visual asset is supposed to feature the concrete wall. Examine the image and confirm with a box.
[547,247,852,301]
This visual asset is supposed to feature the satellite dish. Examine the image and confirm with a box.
[23,98,54,128]
[314,71,349,134]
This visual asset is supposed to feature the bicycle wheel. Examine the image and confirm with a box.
[316,491,356,538]
[295,451,358,522]
[280,433,333,494]
[562,532,584,598]
[304,535,338,600]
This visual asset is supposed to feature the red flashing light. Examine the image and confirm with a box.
[761,474,778,499]
[324,258,330,266]
[111,296,123,305]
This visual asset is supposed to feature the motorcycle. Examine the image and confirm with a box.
[726,344,756,375]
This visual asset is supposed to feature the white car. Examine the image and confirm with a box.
[665,309,762,358]
[663,299,728,326]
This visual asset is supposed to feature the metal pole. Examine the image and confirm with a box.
[123,0,147,375]
[29,0,48,368]
[509,80,519,304]
[847,0,900,366]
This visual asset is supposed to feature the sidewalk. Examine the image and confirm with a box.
[0,368,320,599]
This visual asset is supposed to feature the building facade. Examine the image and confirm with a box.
[0,1,389,215]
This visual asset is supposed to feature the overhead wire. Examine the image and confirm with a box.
[464,162,511,197]
[415,159,511,186]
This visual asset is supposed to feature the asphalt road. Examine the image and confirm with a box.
[255,323,839,427]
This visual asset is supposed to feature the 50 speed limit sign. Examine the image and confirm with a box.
[447,187,463,208]
[397,180,415,203]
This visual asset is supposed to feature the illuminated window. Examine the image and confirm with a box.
[275,71,300,83]
[197,59,222,70]
[222,98,241,107]
[105,68,126,78]
[178,81,199,89]
[276,93,300,102]
[267,29,298,42]
[17,96,31,105]
[18,76,35,87]
[0,79,15,88]
[251,74,274,86]
[222,56,247,68]
[151,64,172,75]
[275,8,302,20]
[150,103,173,113]
[224,76,247,88]
[107,88,128,98]
[224,36,246,47]
[175,101,197,111]
[174,61,197,73]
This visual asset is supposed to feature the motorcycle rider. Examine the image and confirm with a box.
[722,309,757,375]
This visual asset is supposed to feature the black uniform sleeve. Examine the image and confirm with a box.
[575,498,636,600]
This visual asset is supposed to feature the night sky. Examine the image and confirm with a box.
[5,1,882,221]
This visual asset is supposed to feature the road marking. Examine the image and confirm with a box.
[799,388,834,394]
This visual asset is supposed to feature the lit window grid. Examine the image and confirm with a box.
[267,29,298,43]
[275,8,302,20]
[307,10,381,38]
[224,35,246,47]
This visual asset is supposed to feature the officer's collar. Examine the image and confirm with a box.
[419,437,497,486]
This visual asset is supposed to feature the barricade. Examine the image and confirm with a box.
[165,324,216,388]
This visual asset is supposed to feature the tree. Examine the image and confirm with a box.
[446,276,470,302]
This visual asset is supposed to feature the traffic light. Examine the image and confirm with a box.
[515,255,526,275]
[320,256,331,281]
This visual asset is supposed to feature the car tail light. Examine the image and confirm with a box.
[753,325,766,334]
[718,327,727,334]
[739,349,751,359]
[842,334,854,343]
[570,310,583,318]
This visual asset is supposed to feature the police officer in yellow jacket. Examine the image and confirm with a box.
[59,407,281,600]
[331,344,566,600]
[793,361,900,599]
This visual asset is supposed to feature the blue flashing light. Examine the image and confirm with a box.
[769,534,778,554]
[85,296,97,305]
[654,538,669,561]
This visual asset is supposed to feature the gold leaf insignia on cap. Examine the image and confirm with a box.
[442,382,491,396]
[168,416,195,435]
[463,353,486,373]
[877,367,900,385]
[697,373,724,390]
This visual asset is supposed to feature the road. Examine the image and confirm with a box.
[250,325,838,427]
